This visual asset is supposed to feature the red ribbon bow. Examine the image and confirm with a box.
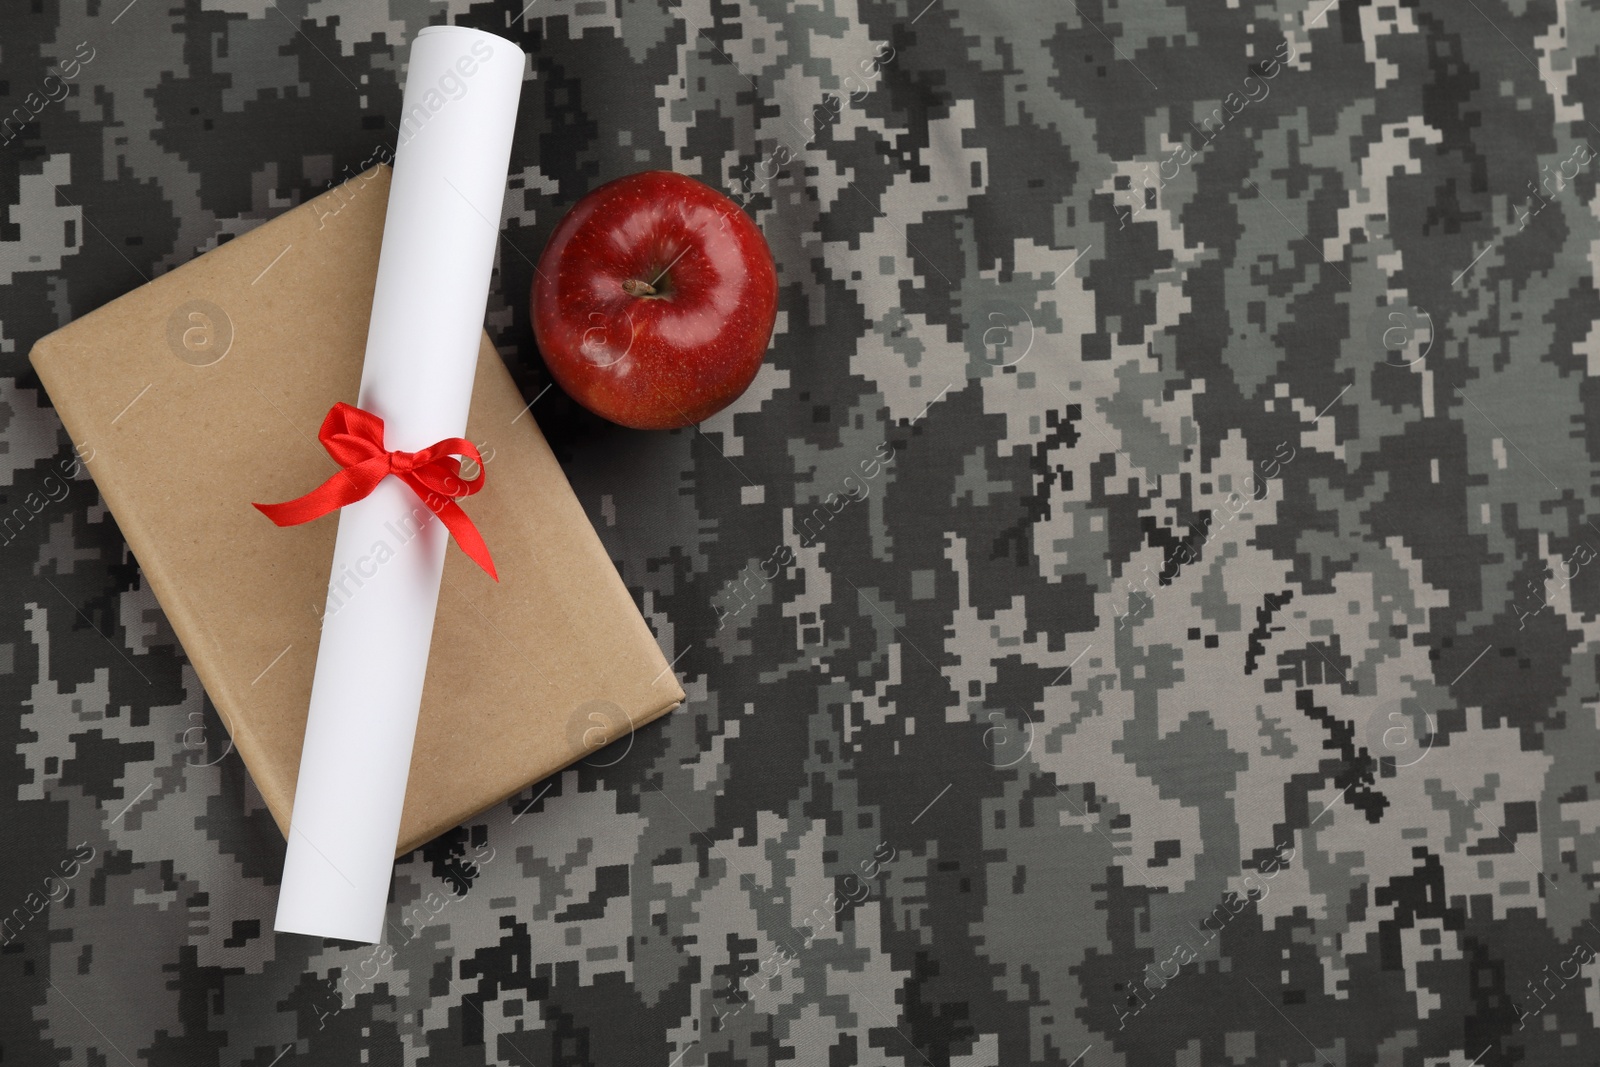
[254,402,497,581]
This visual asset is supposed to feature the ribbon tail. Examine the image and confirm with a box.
[425,495,499,581]
[253,459,390,527]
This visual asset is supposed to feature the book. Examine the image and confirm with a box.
[29,164,683,855]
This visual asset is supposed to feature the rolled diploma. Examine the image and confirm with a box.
[274,25,524,944]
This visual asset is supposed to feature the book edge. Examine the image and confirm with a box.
[393,690,685,856]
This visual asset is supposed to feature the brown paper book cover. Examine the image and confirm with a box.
[28,165,684,855]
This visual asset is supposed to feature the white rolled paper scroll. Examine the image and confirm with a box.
[274,25,524,944]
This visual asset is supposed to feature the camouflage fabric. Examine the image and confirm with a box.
[4,0,1600,1062]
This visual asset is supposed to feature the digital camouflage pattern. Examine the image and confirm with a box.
[3,0,1600,1063]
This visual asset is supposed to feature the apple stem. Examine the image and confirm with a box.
[622,279,657,297]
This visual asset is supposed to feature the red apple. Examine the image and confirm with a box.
[531,171,779,430]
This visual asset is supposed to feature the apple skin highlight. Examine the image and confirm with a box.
[532,170,779,431]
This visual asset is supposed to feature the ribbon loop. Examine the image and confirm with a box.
[253,402,498,581]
